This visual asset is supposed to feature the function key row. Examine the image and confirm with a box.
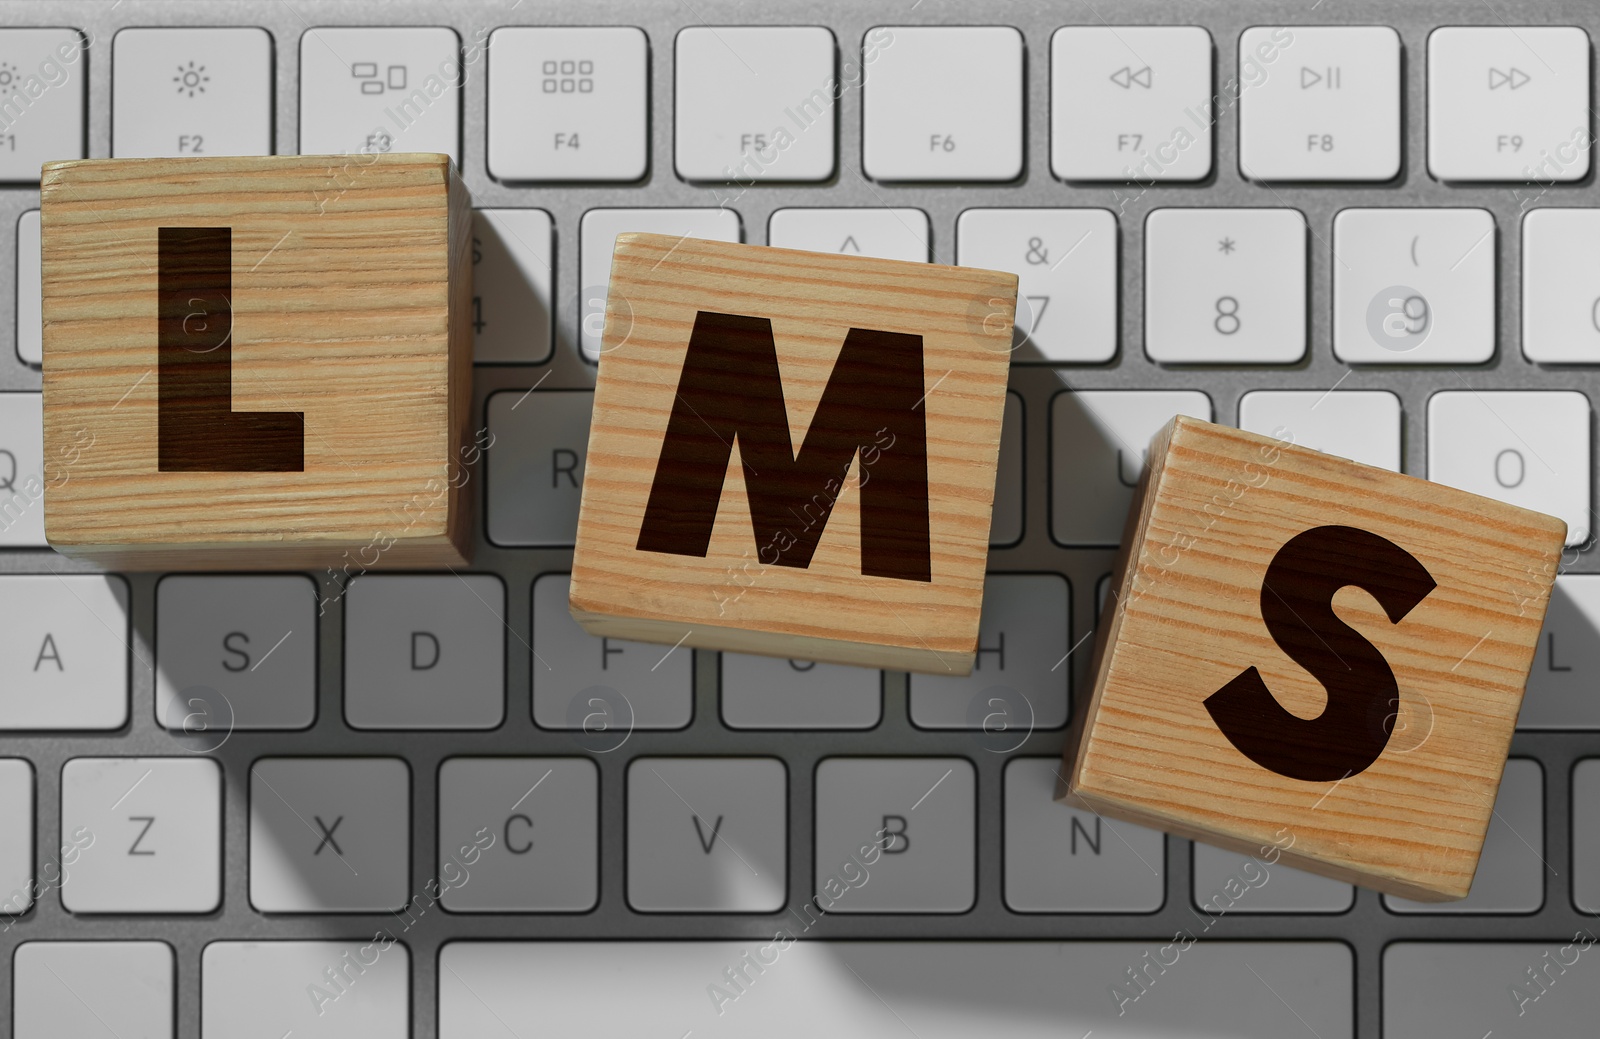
[0,25,1586,183]
[0,753,1557,916]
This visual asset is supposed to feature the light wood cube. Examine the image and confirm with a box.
[41,154,473,569]
[570,234,1016,675]
[1063,416,1565,901]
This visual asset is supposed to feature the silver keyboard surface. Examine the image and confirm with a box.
[3,1,1600,1036]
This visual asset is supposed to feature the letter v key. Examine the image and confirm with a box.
[693,813,724,854]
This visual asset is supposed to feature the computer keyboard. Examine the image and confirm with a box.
[1,0,1599,1035]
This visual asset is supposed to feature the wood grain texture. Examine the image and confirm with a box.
[40,153,473,569]
[1062,416,1565,901]
[569,233,1017,676]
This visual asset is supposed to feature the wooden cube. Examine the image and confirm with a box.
[40,154,473,569]
[1063,416,1565,901]
[569,234,1016,675]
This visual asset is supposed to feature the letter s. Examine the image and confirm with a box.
[1203,525,1435,781]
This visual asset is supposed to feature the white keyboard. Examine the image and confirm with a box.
[3,3,1599,1038]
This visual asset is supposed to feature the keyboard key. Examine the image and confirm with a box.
[299,26,460,162]
[15,208,40,364]
[486,389,592,546]
[1238,389,1401,471]
[0,575,129,731]
[1387,758,1544,913]
[203,940,408,1038]
[1427,390,1589,546]
[487,26,648,182]
[768,207,928,261]
[532,573,692,732]
[956,208,1117,363]
[1522,207,1600,363]
[628,757,787,912]
[863,26,1022,181]
[1192,841,1352,913]
[1238,26,1401,181]
[437,757,598,912]
[1524,577,1600,729]
[1050,390,1212,546]
[1386,942,1599,1036]
[112,27,272,157]
[156,574,317,731]
[1051,26,1213,181]
[579,208,741,361]
[1428,26,1590,182]
[814,757,974,912]
[1575,758,1600,911]
[14,942,173,1038]
[344,574,504,729]
[991,391,1023,546]
[60,757,221,913]
[440,940,1352,1036]
[250,757,409,912]
[0,391,46,546]
[721,654,881,729]
[1004,757,1164,912]
[0,759,31,914]
[1333,208,1496,363]
[676,26,835,182]
[473,209,553,363]
[911,574,1070,730]
[1145,208,1306,363]
[0,29,86,181]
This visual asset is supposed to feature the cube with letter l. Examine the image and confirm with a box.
[569,234,1016,675]
[40,154,473,569]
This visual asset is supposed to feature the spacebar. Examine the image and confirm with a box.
[439,940,1352,1037]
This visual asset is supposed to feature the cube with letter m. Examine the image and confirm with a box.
[569,234,1016,675]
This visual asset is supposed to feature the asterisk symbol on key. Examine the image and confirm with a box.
[1218,237,1236,255]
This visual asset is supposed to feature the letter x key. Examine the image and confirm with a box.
[314,815,344,856]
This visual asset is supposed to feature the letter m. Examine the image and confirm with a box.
[636,311,931,582]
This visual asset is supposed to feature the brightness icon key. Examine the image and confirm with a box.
[112,27,271,158]
[0,28,85,178]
